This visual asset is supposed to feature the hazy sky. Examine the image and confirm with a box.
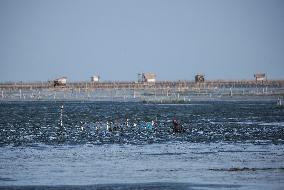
[0,0,283,82]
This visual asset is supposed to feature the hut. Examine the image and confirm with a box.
[137,73,143,83]
[254,73,266,82]
[195,74,205,83]
[141,73,156,83]
[53,77,67,87]
[91,75,100,82]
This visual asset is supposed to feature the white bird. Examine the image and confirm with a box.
[106,121,110,131]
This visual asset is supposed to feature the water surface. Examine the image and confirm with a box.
[0,101,283,189]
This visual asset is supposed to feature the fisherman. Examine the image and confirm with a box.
[106,121,111,131]
[125,118,130,128]
[145,121,153,129]
[277,97,282,106]
[112,120,119,131]
[172,119,185,133]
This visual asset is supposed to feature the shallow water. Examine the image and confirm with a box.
[0,101,283,189]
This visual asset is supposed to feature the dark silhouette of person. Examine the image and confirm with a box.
[172,119,185,133]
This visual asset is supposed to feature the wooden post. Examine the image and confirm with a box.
[60,105,63,127]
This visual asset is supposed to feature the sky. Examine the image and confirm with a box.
[0,0,283,82]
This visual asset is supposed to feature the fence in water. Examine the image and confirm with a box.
[0,80,284,101]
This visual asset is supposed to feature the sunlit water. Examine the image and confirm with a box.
[0,101,283,189]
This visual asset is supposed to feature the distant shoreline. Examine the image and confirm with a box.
[1,79,284,89]
[0,80,283,102]
[0,95,282,103]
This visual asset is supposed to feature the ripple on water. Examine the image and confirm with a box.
[0,101,283,146]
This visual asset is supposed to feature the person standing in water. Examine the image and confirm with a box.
[172,119,185,133]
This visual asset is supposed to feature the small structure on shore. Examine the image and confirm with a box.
[138,73,156,83]
[254,73,266,82]
[195,74,205,83]
[54,77,67,87]
[91,75,100,82]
